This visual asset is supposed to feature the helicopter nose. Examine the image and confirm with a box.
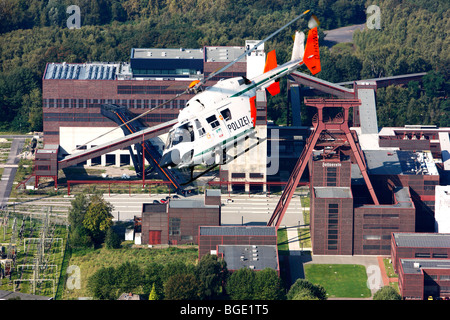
[160,149,180,168]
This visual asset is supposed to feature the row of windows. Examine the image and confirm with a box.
[363,245,391,250]
[230,173,264,179]
[118,85,187,95]
[327,167,337,187]
[131,69,199,77]
[44,98,189,110]
[363,225,399,230]
[363,235,391,240]
[44,112,178,123]
[415,253,448,259]
[327,203,339,250]
[363,214,399,219]
[204,71,246,83]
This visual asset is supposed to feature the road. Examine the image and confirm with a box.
[0,137,26,209]
[220,193,305,227]
[323,23,366,45]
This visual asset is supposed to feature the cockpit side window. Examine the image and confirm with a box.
[168,122,194,147]
[220,108,232,121]
[194,119,206,137]
[206,114,220,129]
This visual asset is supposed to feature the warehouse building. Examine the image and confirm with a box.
[139,189,221,246]
[198,225,279,274]
[42,45,250,164]
[391,232,450,300]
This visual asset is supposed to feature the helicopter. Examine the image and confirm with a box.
[159,11,322,181]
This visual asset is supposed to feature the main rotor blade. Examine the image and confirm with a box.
[198,9,312,87]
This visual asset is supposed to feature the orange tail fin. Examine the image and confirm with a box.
[303,27,321,75]
[264,50,281,96]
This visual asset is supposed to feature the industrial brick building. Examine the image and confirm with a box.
[391,233,450,299]
[42,46,249,162]
[140,189,221,246]
[198,226,279,274]
[309,148,416,255]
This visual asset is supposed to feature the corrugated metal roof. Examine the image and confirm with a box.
[199,226,276,236]
[394,233,450,248]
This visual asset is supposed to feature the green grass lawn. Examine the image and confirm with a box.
[277,227,289,255]
[304,264,372,298]
[61,245,198,299]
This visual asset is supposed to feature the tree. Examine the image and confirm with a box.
[116,262,142,294]
[69,224,93,249]
[195,254,228,299]
[68,193,89,228]
[287,279,327,300]
[160,261,194,283]
[87,266,119,300]
[105,227,122,249]
[82,194,114,245]
[373,286,402,300]
[20,88,42,132]
[149,283,159,300]
[68,192,92,249]
[253,268,286,300]
[164,273,202,300]
[423,71,445,97]
[225,267,256,300]
[143,263,164,298]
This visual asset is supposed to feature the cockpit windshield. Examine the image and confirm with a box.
[166,122,195,149]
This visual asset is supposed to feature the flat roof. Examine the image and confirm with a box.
[132,48,204,60]
[218,245,278,271]
[355,187,413,209]
[205,46,246,63]
[199,226,276,237]
[205,189,221,197]
[313,187,352,199]
[401,259,450,274]
[394,233,450,248]
[169,199,218,209]
[364,150,438,175]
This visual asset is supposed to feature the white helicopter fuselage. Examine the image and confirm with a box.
[160,26,320,170]
[160,58,303,169]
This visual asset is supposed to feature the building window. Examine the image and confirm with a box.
[432,253,448,258]
[363,235,381,240]
[414,253,430,258]
[169,217,181,236]
[326,167,337,186]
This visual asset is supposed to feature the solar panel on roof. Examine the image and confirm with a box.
[51,65,56,79]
